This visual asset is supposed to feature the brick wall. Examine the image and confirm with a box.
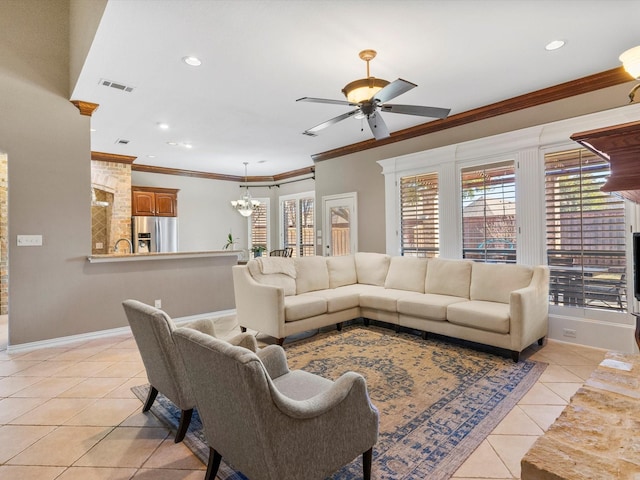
[91,160,132,254]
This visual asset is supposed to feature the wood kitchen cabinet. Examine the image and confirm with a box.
[132,187,179,217]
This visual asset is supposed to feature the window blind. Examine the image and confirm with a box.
[400,172,439,257]
[250,202,268,251]
[545,149,626,311]
[461,161,516,263]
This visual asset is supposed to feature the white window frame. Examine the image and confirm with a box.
[279,191,315,257]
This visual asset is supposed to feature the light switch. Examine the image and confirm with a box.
[17,235,43,246]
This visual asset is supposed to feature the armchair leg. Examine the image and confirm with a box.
[175,408,193,443]
[205,447,222,480]
[336,322,343,331]
[142,386,158,412]
[363,447,373,480]
[363,318,370,327]
[511,351,520,363]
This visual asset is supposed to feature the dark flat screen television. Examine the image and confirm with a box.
[634,232,640,301]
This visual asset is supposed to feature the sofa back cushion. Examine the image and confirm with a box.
[425,258,472,298]
[247,259,296,296]
[384,256,428,292]
[470,262,533,304]
[295,256,330,294]
[354,252,391,286]
[326,255,357,289]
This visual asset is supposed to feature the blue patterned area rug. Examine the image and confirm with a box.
[132,325,546,479]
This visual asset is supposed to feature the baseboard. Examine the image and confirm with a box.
[6,309,237,353]
[548,313,638,353]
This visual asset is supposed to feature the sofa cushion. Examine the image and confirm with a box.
[359,288,410,312]
[326,255,357,288]
[355,252,391,286]
[247,259,296,296]
[284,294,327,322]
[425,258,472,299]
[446,300,510,334]
[470,263,533,304]
[307,289,360,313]
[255,257,296,277]
[294,257,330,294]
[397,293,468,321]
[384,256,428,293]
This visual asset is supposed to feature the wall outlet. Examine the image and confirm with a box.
[154,299,162,308]
[17,234,43,246]
[96,242,104,249]
[562,328,577,338]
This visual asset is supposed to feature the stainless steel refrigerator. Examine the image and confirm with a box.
[132,216,178,253]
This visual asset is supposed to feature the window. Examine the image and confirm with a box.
[461,162,516,263]
[545,149,627,311]
[281,193,315,257]
[400,172,439,257]
[249,200,269,252]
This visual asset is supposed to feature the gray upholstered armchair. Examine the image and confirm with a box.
[173,326,379,480]
[122,299,258,442]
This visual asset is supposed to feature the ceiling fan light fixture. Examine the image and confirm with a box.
[342,77,390,104]
[620,45,640,79]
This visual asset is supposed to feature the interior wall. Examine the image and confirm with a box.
[2,1,236,347]
[0,154,6,315]
[315,159,386,254]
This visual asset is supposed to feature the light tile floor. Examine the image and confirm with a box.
[0,317,607,479]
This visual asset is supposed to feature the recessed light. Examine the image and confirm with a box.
[182,56,202,67]
[90,128,96,132]
[258,160,267,164]
[157,122,169,130]
[167,142,178,146]
[147,155,156,158]
[183,143,193,149]
[545,40,565,51]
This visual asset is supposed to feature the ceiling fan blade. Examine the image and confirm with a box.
[373,78,417,104]
[296,97,354,106]
[303,109,361,135]
[380,104,451,119]
[367,112,390,140]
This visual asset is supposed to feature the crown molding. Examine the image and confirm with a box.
[71,100,99,116]
[311,67,633,162]
[131,163,315,184]
[91,151,137,164]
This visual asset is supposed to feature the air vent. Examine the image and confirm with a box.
[302,131,317,137]
[116,139,130,145]
[100,79,135,93]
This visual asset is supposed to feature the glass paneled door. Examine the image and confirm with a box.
[322,192,358,256]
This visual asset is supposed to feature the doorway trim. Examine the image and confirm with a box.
[322,192,358,256]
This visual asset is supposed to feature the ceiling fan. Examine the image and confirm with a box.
[297,49,451,140]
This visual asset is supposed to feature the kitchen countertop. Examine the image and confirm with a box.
[86,250,242,263]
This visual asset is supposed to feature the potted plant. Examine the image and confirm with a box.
[223,232,237,250]
[251,245,266,257]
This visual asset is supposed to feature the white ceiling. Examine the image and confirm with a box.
[72,0,640,177]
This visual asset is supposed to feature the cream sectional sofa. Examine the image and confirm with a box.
[232,252,550,361]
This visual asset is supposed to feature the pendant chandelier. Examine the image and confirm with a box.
[231,162,260,217]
